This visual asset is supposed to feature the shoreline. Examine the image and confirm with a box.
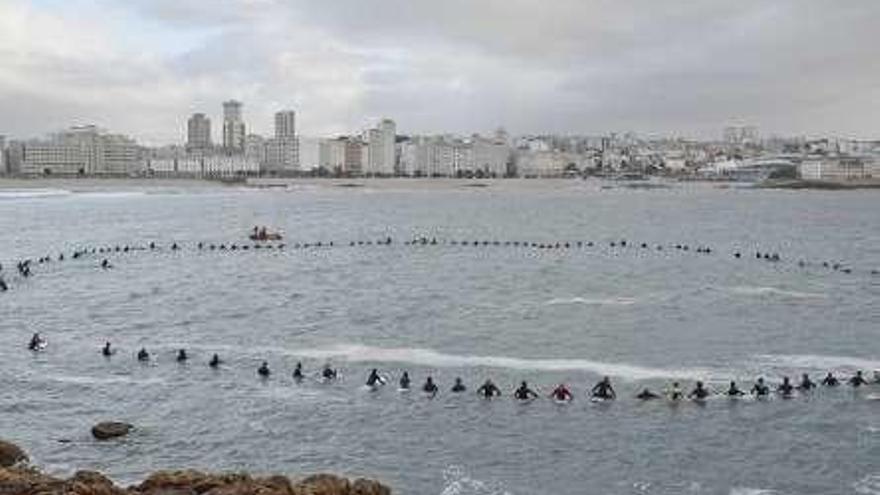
[1,176,879,193]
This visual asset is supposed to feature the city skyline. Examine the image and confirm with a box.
[1,1,879,144]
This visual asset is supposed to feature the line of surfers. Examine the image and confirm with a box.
[27,335,877,403]
[4,234,877,293]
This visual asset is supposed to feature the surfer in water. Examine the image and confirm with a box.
[513,381,538,401]
[821,372,840,387]
[321,363,338,381]
[137,348,150,362]
[751,377,770,397]
[688,381,710,400]
[293,362,303,381]
[176,349,188,362]
[399,371,411,390]
[209,354,221,368]
[28,333,44,351]
[102,342,113,357]
[550,383,573,401]
[666,382,684,401]
[477,379,502,398]
[591,376,616,400]
[636,388,661,400]
[451,377,467,393]
[797,373,816,391]
[848,371,869,387]
[257,361,271,377]
[422,376,438,397]
[722,379,740,396]
[777,376,795,397]
[366,368,386,388]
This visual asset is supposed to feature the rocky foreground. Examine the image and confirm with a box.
[0,440,391,495]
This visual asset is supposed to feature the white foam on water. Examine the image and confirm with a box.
[440,466,511,495]
[754,354,880,372]
[854,474,880,495]
[76,191,148,199]
[42,374,166,386]
[727,286,825,299]
[0,189,72,199]
[729,489,778,495]
[544,296,637,306]
[279,344,715,381]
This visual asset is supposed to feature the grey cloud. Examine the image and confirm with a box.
[1,0,879,142]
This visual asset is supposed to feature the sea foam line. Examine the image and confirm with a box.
[266,344,716,381]
[754,354,880,371]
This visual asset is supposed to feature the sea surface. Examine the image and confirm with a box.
[0,180,878,495]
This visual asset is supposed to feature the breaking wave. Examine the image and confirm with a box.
[440,466,511,495]
[0,189,71,199]
[854,474,880,495]
[754,354,880,372]
[544,296,637,306]
[727,286,825,299]
[251,344,718,381]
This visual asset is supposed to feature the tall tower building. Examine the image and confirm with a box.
[367,118,396,175]
[274,110,296,139]
[186,113,212,151]
[0,135,6,175]
[222,100,246,154]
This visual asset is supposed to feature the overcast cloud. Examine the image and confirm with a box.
[1,0,878,144]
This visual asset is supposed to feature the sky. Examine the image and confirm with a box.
[0,0,878,145]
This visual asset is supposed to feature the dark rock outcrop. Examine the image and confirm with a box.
[0,467,392,495]
[0,440,28,467]
[92,422,134,440]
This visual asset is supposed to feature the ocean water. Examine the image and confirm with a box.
[0,181,878,495]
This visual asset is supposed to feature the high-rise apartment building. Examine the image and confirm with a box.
[222,100,246,153]
[186,113,212,151]
[262,110,299,173]
[0,135,6,175]
[367,118,396,175]
[274,110,296,139]
[14,126,141,176]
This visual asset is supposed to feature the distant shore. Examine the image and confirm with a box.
[2,176,879,193]
[756,178,880,190]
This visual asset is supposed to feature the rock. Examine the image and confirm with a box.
[92,422,133,440]
[294,474,350,495]
[0,464,390,495]
[0,440,28,467]
[352,478,391,495]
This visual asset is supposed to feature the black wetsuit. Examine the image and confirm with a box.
[636,389,660,400]
[727,384,745,397]
[293,364,303,380]
[821,375,840,387]
[849,375,869,387]
[514,385,537,401]
[451,381,467,393]
[797,377,816,390]
[366,371,384,387]
[209,354,221,368]
[322,367,337,380]
[777,381,794,396]
[422,379,438,395]
[689,386,710,400]
[399,374,411,390]
[591,380,616,400]
[477,382,501,398]
[751,382,770,397]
